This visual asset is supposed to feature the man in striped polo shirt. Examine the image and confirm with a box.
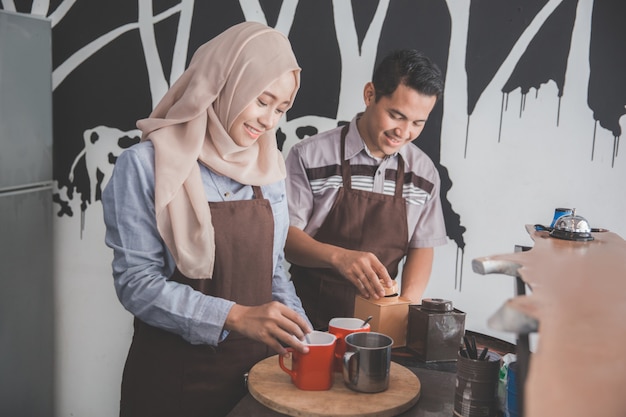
[284,49,448,330]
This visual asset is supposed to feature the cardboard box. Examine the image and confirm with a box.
[353,295,412,347]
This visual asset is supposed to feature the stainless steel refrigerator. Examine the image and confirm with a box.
[0,10,54,417]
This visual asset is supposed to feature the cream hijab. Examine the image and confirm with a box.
[136,22,301,279]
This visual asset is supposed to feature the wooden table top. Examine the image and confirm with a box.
[472,225,626,417]
[246,355,421,417]
[227,358,457,417]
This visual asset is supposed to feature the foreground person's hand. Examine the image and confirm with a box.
[225,302,312,356]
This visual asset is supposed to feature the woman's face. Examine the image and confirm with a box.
[229,71,296,147]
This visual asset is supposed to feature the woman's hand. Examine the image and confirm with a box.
[225,302,312,356]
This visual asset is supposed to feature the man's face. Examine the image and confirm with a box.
[357,82,437,158]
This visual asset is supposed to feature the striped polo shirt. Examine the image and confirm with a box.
[285,116,447,249]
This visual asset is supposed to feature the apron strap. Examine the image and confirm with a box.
[395,155,405,198]
[251,185,264,199]
[339,124,351,190]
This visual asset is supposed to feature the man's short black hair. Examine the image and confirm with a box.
[372,49,444,102]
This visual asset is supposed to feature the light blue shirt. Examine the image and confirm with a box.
[102,141,309,346]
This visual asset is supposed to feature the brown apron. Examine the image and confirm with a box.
[291,125,409,330]
[120,186,274,417]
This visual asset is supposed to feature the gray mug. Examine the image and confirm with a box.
[343,332,394,393]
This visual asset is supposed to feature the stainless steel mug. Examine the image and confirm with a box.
[342,332,393,393]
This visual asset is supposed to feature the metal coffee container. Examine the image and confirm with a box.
[407,298,466,362]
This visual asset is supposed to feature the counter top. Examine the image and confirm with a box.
[227,331,513,417]
[227,358,456,417]
[473,225,626,417]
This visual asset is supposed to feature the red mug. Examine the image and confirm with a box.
[278,330,336,390]
[328,317,371,372]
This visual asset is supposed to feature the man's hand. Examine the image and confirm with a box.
[224,302,312,356]
[285,227,395,299]
[331,248,394,299]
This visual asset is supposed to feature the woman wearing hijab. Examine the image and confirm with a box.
[102,22,312,417]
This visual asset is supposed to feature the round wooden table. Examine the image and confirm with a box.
[247,355,421,417]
